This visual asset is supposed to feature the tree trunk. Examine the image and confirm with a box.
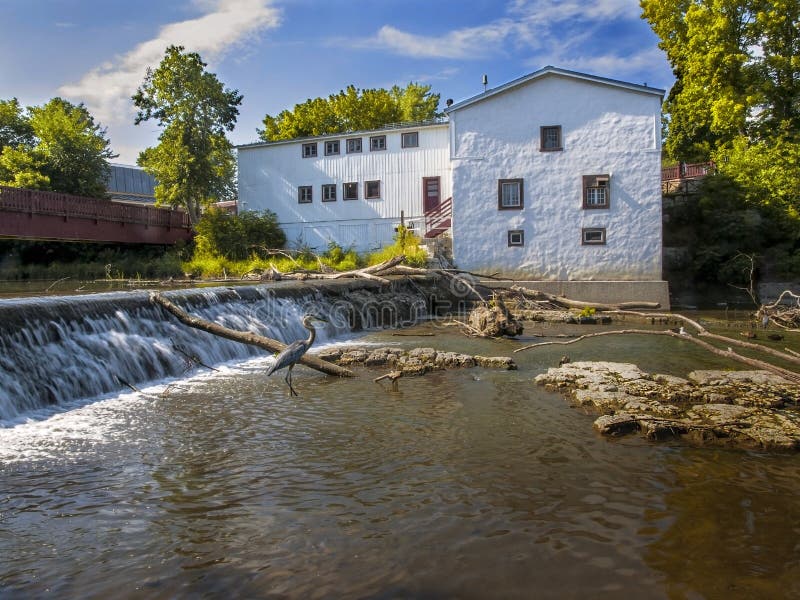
[150,292,355,378]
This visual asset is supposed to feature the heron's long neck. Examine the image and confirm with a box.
[305,324,316,347]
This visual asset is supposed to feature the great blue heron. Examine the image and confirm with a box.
[266,315,326,396]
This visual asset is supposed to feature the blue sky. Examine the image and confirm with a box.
[1,0,672,164]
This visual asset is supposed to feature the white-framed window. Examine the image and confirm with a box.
[540,125,562,151]
[582,227,607,245]
[401,131,419,148]
[324,140,340,156]
[322,184,337,202]
[508,230,524,247]
[370,135,386,151]
[298,185,312,203]
[583,175,610,209]
[365,180,381,199]
[498,178,523,210]
[343,182,358,200]
[302,143,317,158]
[346,138,362,153]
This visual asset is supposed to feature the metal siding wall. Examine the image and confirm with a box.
[238,125,451,250]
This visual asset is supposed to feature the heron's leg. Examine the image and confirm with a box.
[285,365,297,396]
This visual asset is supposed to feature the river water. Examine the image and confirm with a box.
[2,302,800,598]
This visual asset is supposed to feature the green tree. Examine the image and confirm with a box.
[0,98,34,149]
[0,97,113,197]
[133,45,242,225]
[259,82,441,141]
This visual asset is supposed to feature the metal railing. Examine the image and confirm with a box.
[0,186,190,229]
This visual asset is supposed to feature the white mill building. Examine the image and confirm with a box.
[237,66,669,304]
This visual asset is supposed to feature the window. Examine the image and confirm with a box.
[508,230,524,247]
[365,180,381,199]
[582,227,607,245]
[302,142,317,158]
[322,184,337,202]
[370,135,386,151]
[498,178,524,210]
[343,182,358,200]
[583,174,610,209]
[324,140,340,156]
[401,131,419,148]
[540,126,562,152]
[298,185,312,203]
[346,138,362,153]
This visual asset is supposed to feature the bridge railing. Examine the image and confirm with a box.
[0,186,190,229]
[661,161,716,182]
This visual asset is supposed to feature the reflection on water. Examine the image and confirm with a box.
[2,327,800,599]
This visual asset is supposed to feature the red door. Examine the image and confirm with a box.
[423,176,440,213]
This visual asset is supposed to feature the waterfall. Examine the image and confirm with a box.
[0,281,428,423]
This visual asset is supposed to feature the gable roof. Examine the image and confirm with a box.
[444,66,665,114]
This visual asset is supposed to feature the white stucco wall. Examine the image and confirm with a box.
[238,124,451,251]
[448,73,663,281]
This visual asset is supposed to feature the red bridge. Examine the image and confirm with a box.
[0,186,192,244]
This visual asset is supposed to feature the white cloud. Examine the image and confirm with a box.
[58,0,282,127]
[372,21,517,59]
[363,0,643,61]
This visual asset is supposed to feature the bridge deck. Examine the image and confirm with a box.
[0,186,192,244]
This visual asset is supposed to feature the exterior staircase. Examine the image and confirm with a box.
[424,196,452,238]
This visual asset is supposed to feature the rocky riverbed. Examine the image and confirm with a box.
[535,361,800,450]
[317,346,517,376]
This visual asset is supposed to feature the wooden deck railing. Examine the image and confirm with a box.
[0,186,190,229]
[424,196,452,236]
[661,161,716,182]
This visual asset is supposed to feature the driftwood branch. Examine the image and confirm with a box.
[607,310,800,367]
[507,286,660,310]
[150,292,355,378]
[515,327,800,384]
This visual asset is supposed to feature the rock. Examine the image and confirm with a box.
[535,361,800,451]
[467,302,524,337]
[594,413,639,435]
[474,356,517,370]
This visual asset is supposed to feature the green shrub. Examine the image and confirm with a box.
[195,208,286,260]
[367,226,428,268]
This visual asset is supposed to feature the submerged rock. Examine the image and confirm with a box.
[535,361,800,451]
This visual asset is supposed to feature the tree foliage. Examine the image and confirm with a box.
[643,0,800,215]
[259,83,440,141]
[133,45,241,225]
[0,98,114,197]
[194,208,286,261]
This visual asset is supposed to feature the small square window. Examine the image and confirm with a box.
[322,184,337,202]
[498,178,524,210]
[582,227,607,245]
[346,138,362,153]
[370,135,386,151]
[302,143,317,158]
[401,131,419,148]
[583,174,610,209]
[324,140,340,156]
[508,230,524,247]
[298,185,313,203]
[540,126,562,152]
[343,182,358,200]
[365,180,381,199]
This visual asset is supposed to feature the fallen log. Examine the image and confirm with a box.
[507,286,661,310]
[150,292,355,378]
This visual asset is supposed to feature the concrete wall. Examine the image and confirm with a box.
[449,72,663,281]
[238,124,451,251]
